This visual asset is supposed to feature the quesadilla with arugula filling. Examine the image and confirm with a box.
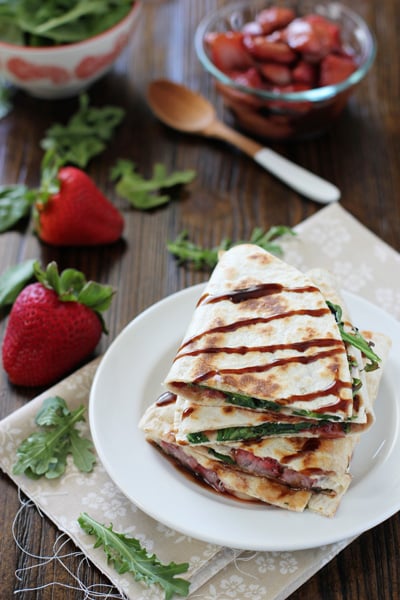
[139,330,390,517]
[139,245,390,516]
[164,245,380,444]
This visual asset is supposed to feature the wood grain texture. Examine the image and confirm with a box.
[0,0,399,598]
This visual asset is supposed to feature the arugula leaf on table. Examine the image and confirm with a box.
[248,225,296,256]
[110,159,196,210]
[13,396,96,479]
[78,512,190,600]
[41,93,125,168]
[167,225,295,270]
[327,300,381,371]
[0,184,35,232]
[0,259,36,310]
[167,231,229,270]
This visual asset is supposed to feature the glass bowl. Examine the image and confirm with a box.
[195,0,376,141]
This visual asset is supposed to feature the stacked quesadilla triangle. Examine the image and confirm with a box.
[140,245,391,517]
[167,245,371,442]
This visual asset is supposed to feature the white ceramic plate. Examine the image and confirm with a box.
[89,284,400,551]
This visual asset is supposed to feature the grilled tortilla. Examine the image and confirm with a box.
[139,330,391,517]
[165,245,373,444]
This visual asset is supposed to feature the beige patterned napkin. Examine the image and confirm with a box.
[0,203,399,599]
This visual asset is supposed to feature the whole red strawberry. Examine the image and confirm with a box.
[2,261,114,387]
[34,165,124,246]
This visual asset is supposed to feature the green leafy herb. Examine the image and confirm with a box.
[167,225,295,270]
[214,421,332,442]
[41,94,125,168]
[224,391,281,412]
[110,159,196,210]
[34,260,114,332]
[13,396,96,479]
[186,432,209,444]
[187,418,350,444]
[0,184,35,231]
[0,1,134,46]
[167,232,231,270]
[0,95,124,233]
[78,512,190,600]
[352,378,362,395]
[327,301,381,371]
[0,78,13,118]
[199,386,281,412]
[208,448,235,465]
[0,259,36,310]
[292,409,341,421]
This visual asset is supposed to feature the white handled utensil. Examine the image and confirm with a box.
[147,79,340,204]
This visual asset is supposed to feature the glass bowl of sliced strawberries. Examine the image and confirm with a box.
[195,0,376,141]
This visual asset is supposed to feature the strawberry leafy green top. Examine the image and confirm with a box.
[34,261,114,331]
[0,260,115,323]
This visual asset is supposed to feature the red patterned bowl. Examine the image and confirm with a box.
[0,2,141,99]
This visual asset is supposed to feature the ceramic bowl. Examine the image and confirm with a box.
[0,2,141,99]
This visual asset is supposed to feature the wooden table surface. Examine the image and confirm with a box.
[0,0,399,598]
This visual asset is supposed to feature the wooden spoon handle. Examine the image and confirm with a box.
[204,119,262,156]
[204,119,340,204]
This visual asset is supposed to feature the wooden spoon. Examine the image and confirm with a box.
[147,79,340,204]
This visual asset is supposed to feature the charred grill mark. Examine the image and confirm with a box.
[281,438,321,464]
[175,337,342,360]
[178,308,331,353]
[193,348,345,382]
[187,379,352,409]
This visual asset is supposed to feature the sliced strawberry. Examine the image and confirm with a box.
[205,31,253,73]
[259,62,292,86]
[319,53,357,86]
[265,30,286,43]
[228,66,264,89]
[242,21,263,36]
[256,7,295,34]
[243,35,297,63]
[304,14,341,52]
[228,104,294,140]
[268,83,312,114]
[292,60,317,85]
[215,80,263,109]
[285,15,341,61]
